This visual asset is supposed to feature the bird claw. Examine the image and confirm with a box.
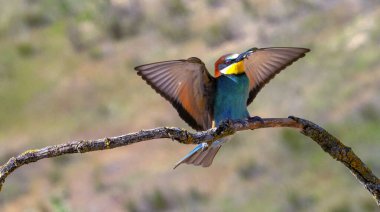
[235,119,247,125]
[248,116,264,124]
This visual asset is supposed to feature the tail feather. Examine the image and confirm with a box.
[192,148,210,165]
[173,143,221,169]
[186,149,203,164]
[173,143,205,169]
[198,146,221,167]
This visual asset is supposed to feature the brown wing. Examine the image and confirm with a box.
[244,47,310,105]
[135,57,215,131]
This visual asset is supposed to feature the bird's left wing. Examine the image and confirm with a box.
[135,57,215,131]
[243,47,310,105]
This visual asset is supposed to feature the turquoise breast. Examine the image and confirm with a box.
[213,74,250,125]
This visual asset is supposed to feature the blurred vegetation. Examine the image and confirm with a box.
[0,0,380,211]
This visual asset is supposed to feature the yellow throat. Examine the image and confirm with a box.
[220,60,245,75]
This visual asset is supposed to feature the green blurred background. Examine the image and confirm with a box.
[1,0,380,211]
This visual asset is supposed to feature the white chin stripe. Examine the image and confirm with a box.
[220,64,232,74]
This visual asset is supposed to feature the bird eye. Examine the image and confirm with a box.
[225,59,232,64]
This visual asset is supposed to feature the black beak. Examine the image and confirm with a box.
[234,47,257,63]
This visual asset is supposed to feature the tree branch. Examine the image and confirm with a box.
[0,116,379,205]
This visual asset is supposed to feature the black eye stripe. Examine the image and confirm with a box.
[218,64,227,70]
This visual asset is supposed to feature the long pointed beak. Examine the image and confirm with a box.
[234,48,257,63]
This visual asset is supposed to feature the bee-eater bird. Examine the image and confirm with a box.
[135,47,310,168]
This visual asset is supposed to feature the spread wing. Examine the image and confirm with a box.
[244,47,310,105]
[135,57,215,131]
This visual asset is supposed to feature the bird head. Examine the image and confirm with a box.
[214,52,248,78]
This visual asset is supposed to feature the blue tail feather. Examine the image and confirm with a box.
[173,143,208,169]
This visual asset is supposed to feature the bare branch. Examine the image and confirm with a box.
[0,116,379,205]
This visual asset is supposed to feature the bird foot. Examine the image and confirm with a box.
[248,116,264,124]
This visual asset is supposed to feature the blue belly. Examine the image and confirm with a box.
[214,74,250,125]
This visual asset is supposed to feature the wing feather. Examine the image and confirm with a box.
[135,58,215,130]
[244,47,310,105]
